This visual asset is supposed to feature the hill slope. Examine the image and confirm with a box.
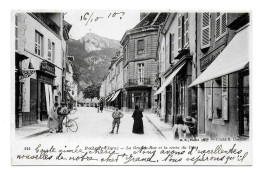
[67,33,121,88]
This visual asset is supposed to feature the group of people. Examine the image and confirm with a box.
[172,115,197,140]
[48,102,71,133]
[96,103,103,113]
[109,105,144,135]
[109,105,197,140]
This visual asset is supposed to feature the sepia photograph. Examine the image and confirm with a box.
[10,8,252,166]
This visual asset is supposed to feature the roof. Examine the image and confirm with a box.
[134,13,168,29]
[120,12,169,45]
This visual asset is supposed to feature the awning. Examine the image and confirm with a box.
[189,25,250,88]
[110,90,121,102]
[154,63,186,95]
[107,93,115,102]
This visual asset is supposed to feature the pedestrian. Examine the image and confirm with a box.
[132,105,144,134]
[172,115,184,140]
[110,108,124,134]
[182,116,196,139]
[97,104,100,113]
[48,102,59,133]
[100,103,103,113]
[57,102,69,133]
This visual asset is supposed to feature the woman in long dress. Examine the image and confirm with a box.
[132,105,144,134]
[48,102,59,133]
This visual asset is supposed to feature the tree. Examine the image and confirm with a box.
[84,84,100,99]
[72,64,81,84]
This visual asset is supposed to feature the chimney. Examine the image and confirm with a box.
[140,13,148,21]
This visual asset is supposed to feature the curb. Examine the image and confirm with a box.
[145,116,167,139]
[23,129,49,139]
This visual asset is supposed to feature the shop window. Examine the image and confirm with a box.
[209,75,229,123]
[240,71,249,136]
[176,80,186,116]
[35,30,43,57]
[137,39,145,55]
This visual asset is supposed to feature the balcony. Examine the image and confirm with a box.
[125,78,151,87]
[32,13,60,36]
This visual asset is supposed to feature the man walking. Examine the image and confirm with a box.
[110,108,124,134]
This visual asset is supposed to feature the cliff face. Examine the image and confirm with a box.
[67,33,121,88]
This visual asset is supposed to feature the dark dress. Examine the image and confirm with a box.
[132,110,144,134]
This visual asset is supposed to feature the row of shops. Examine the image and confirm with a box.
[155,13,250,139]
[100,12,250,139]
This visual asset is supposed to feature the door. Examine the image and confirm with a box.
[40,83,48,120]
[165,85,172,123]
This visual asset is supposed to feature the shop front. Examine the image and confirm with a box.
[189,25,250,138]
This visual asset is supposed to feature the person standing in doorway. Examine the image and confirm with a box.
[132,105,144,134]
[110,108,124,134]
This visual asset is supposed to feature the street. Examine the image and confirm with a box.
[33,107,165,141]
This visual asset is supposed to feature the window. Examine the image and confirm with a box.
[215,13,227,41]
[137,39,145,55]
[137,63,144,84]
[169,33,174,63]
[48,39,52,60]
[15,14,18,51]
[35,31,43,56]
[176,80,186,116]
[201,12,211,49]
[177,14,182,51]
[183,13,189,47]
[206,75,229,122]
[52,42,55,62]
[240,71,249,136]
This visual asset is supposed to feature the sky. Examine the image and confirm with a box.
[64,10,140,41]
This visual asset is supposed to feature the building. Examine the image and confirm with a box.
[14,12,71,127]
[155,12,250,139]
[155,13,197,126]
[100,51,124,110]
[120,13,168,112]
[189,13,250,139]
[65,56,78,109]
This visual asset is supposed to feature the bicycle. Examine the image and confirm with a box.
[63,108,78,132]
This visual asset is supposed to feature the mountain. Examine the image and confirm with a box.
[67,33,121,89]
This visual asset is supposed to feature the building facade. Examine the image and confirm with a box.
[120,13,168,112]
[191,13,250,139]
[155,12,250,139]
[14,12,71,127]
[155,13,197,126]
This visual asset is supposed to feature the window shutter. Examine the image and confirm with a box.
[184,13,189,47]
[215,14,221,40]
[170,33,174,63]
[221,13,227,35]
[222,75,229,120]
[201,12,211,49]
[178,15,182,51]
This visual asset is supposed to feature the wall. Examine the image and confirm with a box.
[17,13,64,112]
[196,13,244,138]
